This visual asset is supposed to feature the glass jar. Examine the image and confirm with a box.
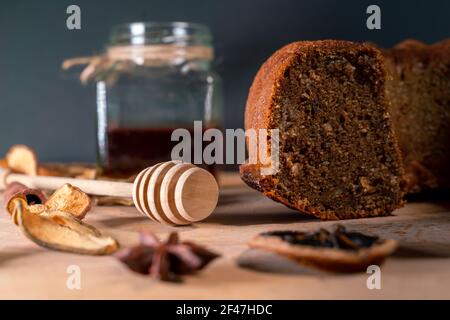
[95,22,223,177]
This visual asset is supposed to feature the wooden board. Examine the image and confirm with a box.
[0,172,449,299]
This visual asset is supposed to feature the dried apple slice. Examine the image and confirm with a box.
[38,163,97,179]
[39,210,101,237]
[4,182,47,225]
[5,145,38,175]
[12,198,118,255]
[249,225,398,273]
[4,182,46,207]
[28,204,47,214]
[0,158,8,169]
[45,183,92,219]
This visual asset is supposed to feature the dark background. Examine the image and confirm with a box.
[0,0,448,162]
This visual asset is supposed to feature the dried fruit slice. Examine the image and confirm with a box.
[38,163,97,179]
[39,210,102,237]
[5,145,38,175]
[0,158,8,169]
[249,225,398,273]
[4,182,46,208]
[4,182,47,225]
[45,183,92,219]
[12,198,118,255]
[28,204,47,214]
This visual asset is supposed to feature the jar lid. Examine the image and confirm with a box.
[110,22,213,47]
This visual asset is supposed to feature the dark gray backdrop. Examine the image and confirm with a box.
[0,0,448,162]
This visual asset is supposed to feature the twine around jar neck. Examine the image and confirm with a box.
[62,44,214,83]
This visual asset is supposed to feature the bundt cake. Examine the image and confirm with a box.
[383,39,450,193]
[240,40,405,220]
[241,39,450,220]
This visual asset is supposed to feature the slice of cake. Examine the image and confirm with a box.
[383,39,450,193]
[240,40,405,220]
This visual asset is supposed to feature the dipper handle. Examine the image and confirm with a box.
[0,168,132,197]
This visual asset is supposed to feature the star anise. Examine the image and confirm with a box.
[115,231,220,282]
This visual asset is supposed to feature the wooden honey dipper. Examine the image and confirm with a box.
[0,161,219,225]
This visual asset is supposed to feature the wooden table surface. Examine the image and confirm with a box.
[0,172,449,299]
